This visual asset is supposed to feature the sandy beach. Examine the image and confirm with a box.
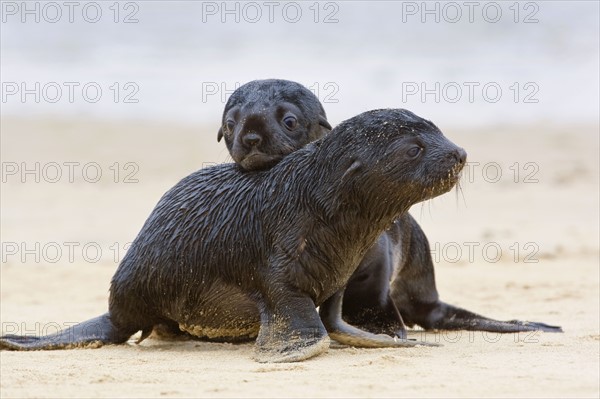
[0,116,598,398]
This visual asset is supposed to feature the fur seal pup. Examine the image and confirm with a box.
[219,79,562,337]
[217,79,331,170]
[1,109,465,362]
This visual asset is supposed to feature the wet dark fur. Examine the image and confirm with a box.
[0,109,466,361]
[222,80,562,336]
[217,79,331,170]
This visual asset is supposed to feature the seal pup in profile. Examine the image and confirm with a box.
[1,109,465,362]
[219,79,562,337]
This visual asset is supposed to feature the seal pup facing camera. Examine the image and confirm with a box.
[217,79,331,170]
[1,109,465,362]
[220,79,562,337]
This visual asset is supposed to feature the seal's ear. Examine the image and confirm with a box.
[319,115,332,131]
[217,127,224,142]
[341,159,363,182]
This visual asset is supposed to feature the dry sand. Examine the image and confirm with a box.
[1,117,598,398]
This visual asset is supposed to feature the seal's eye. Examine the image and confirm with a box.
[226,119,235,132]
[283,115,298,130]
[407,146,422,158]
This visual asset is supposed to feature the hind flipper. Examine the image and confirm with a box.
[0,313,134,350]
[422,302,562,332]
[391,216,562,334]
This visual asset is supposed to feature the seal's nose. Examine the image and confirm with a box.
[454,148,467,165]
[243,133,262,147]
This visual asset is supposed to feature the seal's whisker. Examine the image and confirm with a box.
[456,179,467,208]
[428,198,433,218]
[419,202,426,220]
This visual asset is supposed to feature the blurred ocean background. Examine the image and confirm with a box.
[1,0,599,128]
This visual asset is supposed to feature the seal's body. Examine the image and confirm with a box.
[220,79,562,336]
[1,109,465,362]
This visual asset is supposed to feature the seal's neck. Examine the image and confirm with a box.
[323,193,410,257]
[304,155,412,274]
[310,158,412,231]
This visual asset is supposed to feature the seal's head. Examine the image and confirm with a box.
[217,79,331,170]
[317,109,466,213]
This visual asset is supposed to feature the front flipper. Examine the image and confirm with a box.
[254,292,329,363]
[320,290,439,348]
[414,301,563,333]
[0,313,134,350]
